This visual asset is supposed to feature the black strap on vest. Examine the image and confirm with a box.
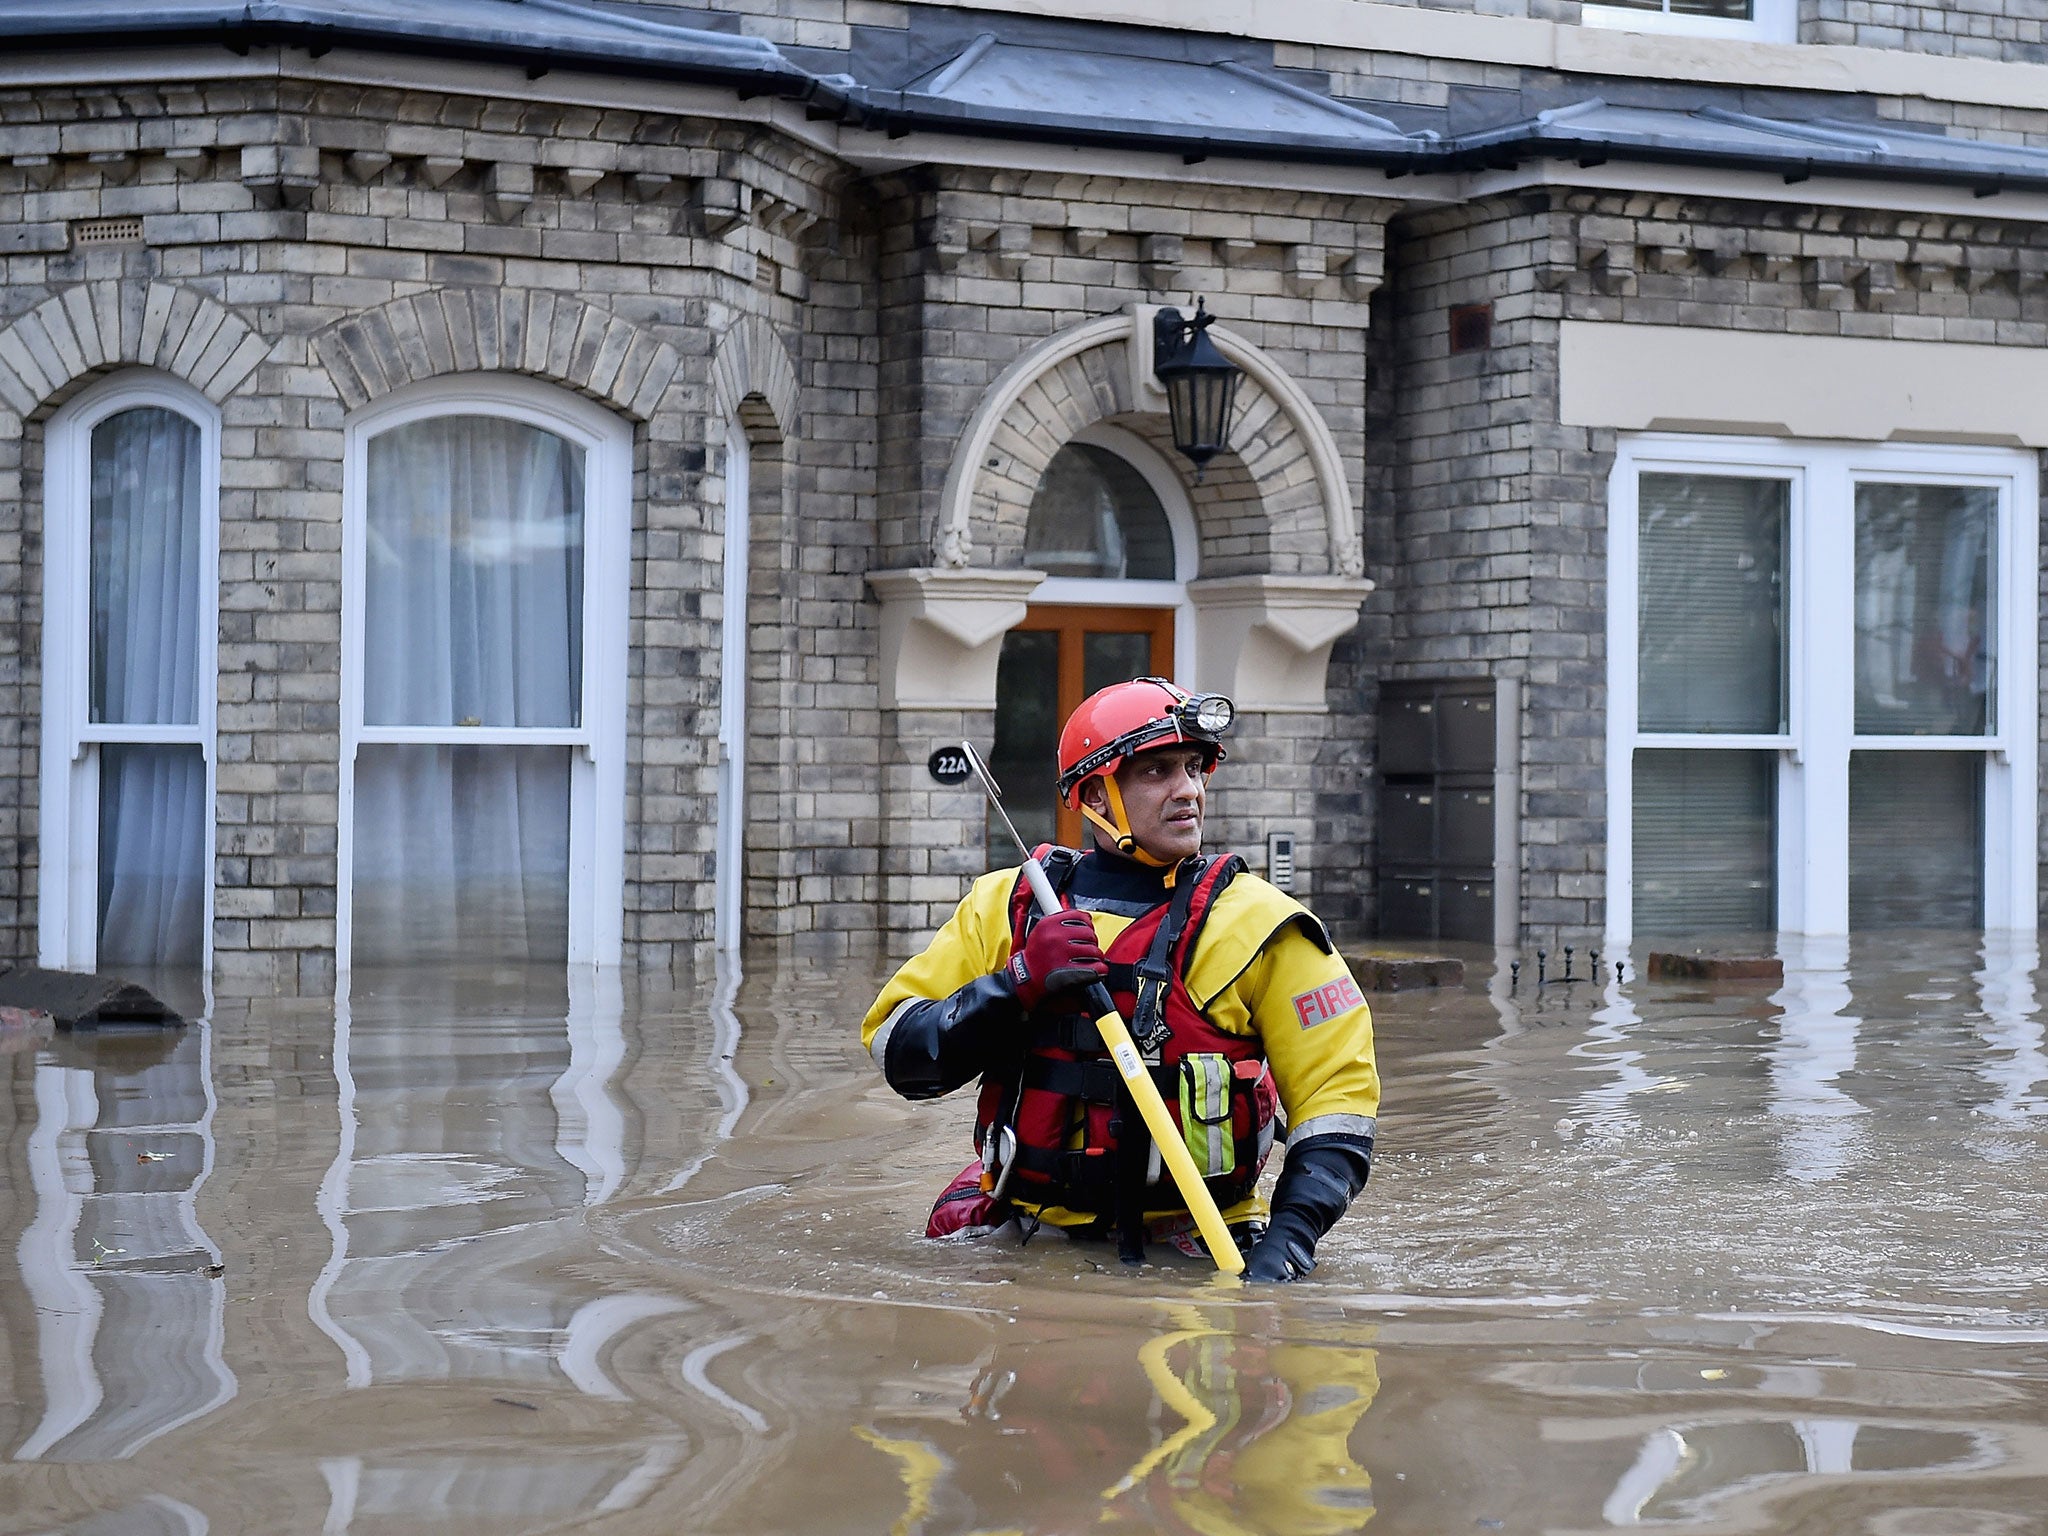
[1128,857,1207,1057]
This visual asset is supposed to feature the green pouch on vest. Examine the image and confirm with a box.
[1178,1053,1235,1178]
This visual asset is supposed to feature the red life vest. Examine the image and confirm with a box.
[973,848,1281,1220]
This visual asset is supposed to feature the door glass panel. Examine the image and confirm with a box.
[988,631,1061,866]
[1083,630,1154,695]
[97,743,207,967]
[363,416,585,729]
[1025,444,1174,580]
[1849,751,1983,928]
[1638,473,1787,733]
[1854,483,1994,736]
[90,407,203,726]
[1632,748,1774,934]
[352,744,571,965]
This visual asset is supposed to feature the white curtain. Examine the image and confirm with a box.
[354,416,583,966]
[90,408,206,967]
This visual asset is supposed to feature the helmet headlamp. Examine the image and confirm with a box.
[1187,693,1234,736]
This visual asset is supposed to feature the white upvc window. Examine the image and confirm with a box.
[715,417,749,954]
[40,373,220,972]
[1581,0,1797,45]
[338,377,629,973]
[1607,435,2038,942]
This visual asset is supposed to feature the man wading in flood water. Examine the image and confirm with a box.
[861,678,1380,1280]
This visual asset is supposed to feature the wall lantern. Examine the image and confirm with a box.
[1153,298,1242,478]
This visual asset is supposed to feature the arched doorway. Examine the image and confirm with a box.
[987,424,1196,860]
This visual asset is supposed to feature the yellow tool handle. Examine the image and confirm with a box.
[1089,1003,1246,1276]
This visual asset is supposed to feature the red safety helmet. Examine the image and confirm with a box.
[1056,677,1235,806]
[1055,679,1235,856]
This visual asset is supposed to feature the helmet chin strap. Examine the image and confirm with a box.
[1081,776,1174,869]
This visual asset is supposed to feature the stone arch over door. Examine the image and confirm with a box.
[935,311,1364,581]
[311,288,682,419]
[875,311,1372,718]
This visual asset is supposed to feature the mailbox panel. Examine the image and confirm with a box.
[1378,784,1437,866]
[1378,693,1436,775]
[1439,785,1496,868]
[1378,876,1436,938]
[1438,691,1497,771]
[1440,877,1494,942]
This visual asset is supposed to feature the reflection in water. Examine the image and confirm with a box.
[1598,1411,2005,1527]
[1768,936,1865,1183]
[1974,933,2047,1121]
[1566,977,1659,1141]
[14,1023,234,1462]
[857,1306,1381,1536]
[310,972,649,1387]
[660,952,750,1195]
[305,968,691,1531]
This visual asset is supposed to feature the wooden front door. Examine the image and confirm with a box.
[987,605,1175,859]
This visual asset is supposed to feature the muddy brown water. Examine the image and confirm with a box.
[3,938,2046,1535]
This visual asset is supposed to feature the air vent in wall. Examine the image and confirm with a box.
[72,216,144,246]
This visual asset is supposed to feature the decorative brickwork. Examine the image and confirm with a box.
[311,288,684,419]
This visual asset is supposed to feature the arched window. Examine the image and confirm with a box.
[339,378,628,973]
[992,426,1197,854]
[41,373,219,971]
[1024,442,1176,580]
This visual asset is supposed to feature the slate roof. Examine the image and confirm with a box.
[9,0,2048,195]
[0,0,805,91]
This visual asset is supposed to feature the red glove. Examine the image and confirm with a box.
[1007,909,1107,1010]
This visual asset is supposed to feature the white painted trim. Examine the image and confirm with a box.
[1563,322,2048,446]
[715,419,749,953]
[935,310,1359,578]
[39,372,220,973]
[1607,434,2038,944]
[336,374,630,975]
[1471,159,2048,226]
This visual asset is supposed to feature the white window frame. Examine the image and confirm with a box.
[336,376,630,973]
[715,418,749,953]
[39,372,220,972]
[1607,433,2038,943]
[1581,0,1796,45]
[1025,422,1201,685]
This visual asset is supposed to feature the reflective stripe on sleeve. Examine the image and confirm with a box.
[1289,1113,1377,1143]
[868,997,920,1073]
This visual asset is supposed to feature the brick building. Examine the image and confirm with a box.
[4,0,2048,989]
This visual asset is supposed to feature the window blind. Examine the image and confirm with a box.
[1848,751,1983,928]
[1633,748,1774,934]
[1638,473,1788,734]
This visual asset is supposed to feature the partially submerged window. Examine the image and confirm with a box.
[341,381,628,973]
[41,376,218,971]
[1609,438,2035,941]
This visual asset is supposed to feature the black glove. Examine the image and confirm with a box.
[1007,909,1108,1011]
[1243,1137,1372,1283]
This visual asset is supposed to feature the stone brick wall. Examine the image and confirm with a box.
[1801,0,2048,61]
[0,77,854,983]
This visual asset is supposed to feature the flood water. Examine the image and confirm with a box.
[3,937,2047,1535]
